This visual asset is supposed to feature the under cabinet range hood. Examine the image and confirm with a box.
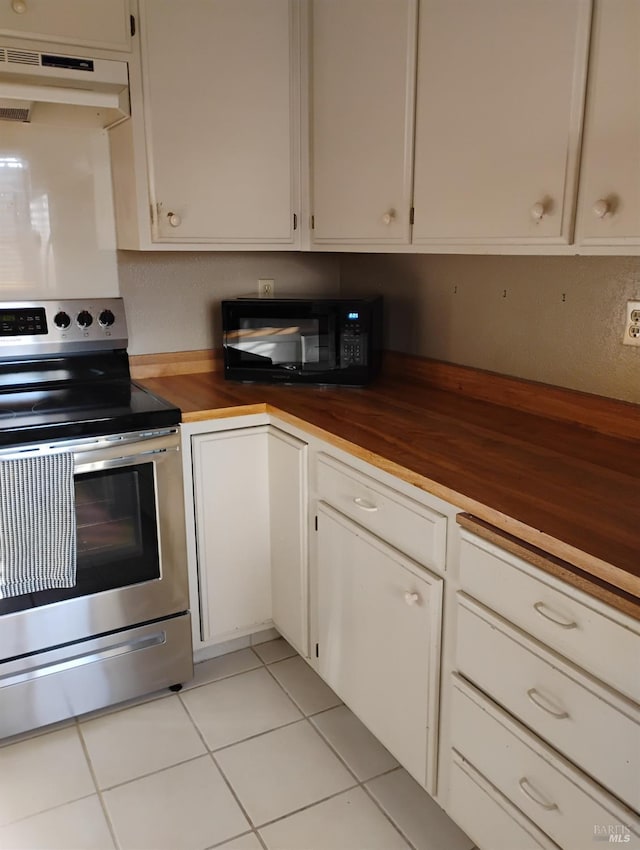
[0,45,130,128]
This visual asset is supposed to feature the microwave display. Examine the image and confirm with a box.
[221,296,382,386]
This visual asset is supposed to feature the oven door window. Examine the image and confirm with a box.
[0,462,160,614]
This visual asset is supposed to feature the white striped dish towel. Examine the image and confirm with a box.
[0,453,76,599]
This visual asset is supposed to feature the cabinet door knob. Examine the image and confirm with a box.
[530,201,546,222]
[353,497,378,512]
[518,777,558,811]
[592,198,610,219]
[382,210,395,225]
[167,212,181,227]
[533,601,578,630]
[11,0,27,13]
[404,591,420,606]
[526,688,570,720]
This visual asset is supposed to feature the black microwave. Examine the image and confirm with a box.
[221,295,383,386]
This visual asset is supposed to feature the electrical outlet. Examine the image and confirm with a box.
[623,300,640,346]
[258,278,274,298]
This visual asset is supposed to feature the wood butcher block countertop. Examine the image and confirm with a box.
[134,350,640,612]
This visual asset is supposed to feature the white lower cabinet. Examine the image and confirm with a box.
[456,595,640,812]
[185,417,640,850]
[315,501,443,791]
[450,677,640,850]
[448,526,640,850]
[192,426,272,645]
[187,421,308,652]
[269,427,308,657]
[448,752,561,850]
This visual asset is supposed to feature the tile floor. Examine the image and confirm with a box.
[0,638,476,850]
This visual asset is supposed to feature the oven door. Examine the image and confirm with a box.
[0,428,189,660]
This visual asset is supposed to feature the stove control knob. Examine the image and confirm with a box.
[77,310,93,328]
[98,309,115,328]
[54,311,71,329]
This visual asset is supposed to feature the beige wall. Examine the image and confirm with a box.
[340,253,640,404]
[118,251,340,355]
[119,249,640,404]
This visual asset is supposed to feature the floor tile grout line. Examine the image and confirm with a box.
[302,717,418,850]
[206,827,267,850]
[178,684,260,836]
[209,749,260,833]
[2,644,418,850]
[248,780,362,834]
[0,719,76,751]
[75,719,122,850]
[258,652,421,849]
[222,653,419,845]
[183,657,267,692]
[360,770,421,850]
[203,711,407,839]
[182,683,384,842]
[0,791,98,832]
[201,713,307,756]
[178,669,306,755]
[261,656,342,720]
[90,751,215,795]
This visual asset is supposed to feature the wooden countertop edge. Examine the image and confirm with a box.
[457,514,640,621]
[131,350,222,380]
[182,403,268,422]
[185,401,640,603]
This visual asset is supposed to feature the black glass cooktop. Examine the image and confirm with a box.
[0,352,180,446]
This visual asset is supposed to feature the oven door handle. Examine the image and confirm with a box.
[74,446,175,474]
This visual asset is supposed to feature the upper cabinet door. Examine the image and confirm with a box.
[139,0,298,246]
[310,0,417,245]
[0,0,131,52]
[575,1,640,248]
[412,0,591,246]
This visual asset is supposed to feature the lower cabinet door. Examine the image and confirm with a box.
[192,427,272,644]
[316,502,443,790]
[269,427,308,657]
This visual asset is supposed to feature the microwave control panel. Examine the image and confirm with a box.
[340,310,367,366]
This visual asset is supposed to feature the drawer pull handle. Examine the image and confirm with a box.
[527,688,569,720]
[404,591,420,606]
[353,497,378,512]
[518,777,558,811]
[533,601,578,630]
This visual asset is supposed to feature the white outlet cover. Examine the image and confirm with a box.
[623,300,640,347]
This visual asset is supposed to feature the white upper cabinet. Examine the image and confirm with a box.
[0,0,131,52]
[412,0,591,246]
[134,0,298,247]
[575,0,640,248]
[309,0,417,245]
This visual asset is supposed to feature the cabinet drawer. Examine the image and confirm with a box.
[456,595,640,812]
[451,676,640,850]
[316,453,447,570]
[448,751,560,850]
[459,531,640,702]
